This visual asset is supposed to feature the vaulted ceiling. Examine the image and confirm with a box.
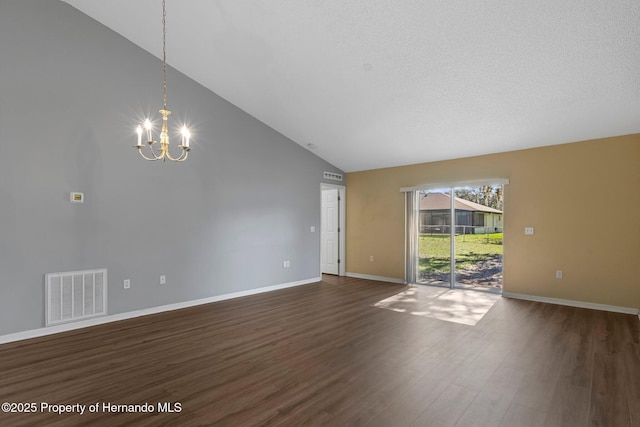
[63,0,640,172]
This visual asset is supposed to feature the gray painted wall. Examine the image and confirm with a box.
[0,1,343,335]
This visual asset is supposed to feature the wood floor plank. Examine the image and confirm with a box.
[622,314,640,426]
[0,276,638,426]
[543,307,595,426]
[498,403,547,427]
[410,383,478,427]
[454,367,526,427]
[588,312,633,427]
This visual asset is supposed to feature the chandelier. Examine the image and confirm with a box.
[134,0,191,162]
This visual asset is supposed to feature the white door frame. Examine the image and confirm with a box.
[321,183,346,276]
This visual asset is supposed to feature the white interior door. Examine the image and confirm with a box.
[321,188,339,275]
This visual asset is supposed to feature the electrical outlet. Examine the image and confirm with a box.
[556,270,563,279]
[160,275,166,285]
[370,256,374,262]
[123,279,130,289]
[283,260,291,268]
[310,226,315,232]
[524,227,534,235]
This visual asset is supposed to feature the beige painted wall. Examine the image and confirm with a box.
[345,134,640,309]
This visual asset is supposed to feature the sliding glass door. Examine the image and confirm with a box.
[418,189,452,287]
[416,185,503,292]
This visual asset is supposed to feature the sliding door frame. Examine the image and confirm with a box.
[449,190,456,288]
[402,179,509,289]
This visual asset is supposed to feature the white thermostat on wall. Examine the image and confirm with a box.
[70,192,84,203]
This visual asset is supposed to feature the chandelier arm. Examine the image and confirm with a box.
[164,146,189,162]
[137,147,161,161]
[147,141,165,159]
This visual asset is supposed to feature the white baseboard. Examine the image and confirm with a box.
[502,292,640,316]
[345,272,405,284]
[0,277,321,345]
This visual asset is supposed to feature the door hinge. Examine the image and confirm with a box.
[338,227,341,232]
[338,259,341,264]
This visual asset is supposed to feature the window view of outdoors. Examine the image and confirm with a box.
[418,185,503,291]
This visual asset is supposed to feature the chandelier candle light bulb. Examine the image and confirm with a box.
[133,0,191,162]
[181,126,190,148]
[144,119,153,142]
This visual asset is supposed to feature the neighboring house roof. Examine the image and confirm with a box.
[419,193,502,214]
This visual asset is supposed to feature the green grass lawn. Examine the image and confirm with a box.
[419,233,502,274]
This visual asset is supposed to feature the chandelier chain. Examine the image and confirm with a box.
[162,0,167,110]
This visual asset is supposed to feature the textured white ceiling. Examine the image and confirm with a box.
[63,0,640,172]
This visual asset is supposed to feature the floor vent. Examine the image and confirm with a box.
[45,268,107,326]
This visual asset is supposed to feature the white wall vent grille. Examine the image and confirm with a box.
[45,268,107,326]
[323,171,343,181]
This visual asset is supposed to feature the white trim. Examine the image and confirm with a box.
[0,277,320,345]
[346,272,405,284]
[400,178,509,193]
[502,292,640,316]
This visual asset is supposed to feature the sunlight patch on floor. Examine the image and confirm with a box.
[373,286,500,326]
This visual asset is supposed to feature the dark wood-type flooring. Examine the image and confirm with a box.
[1,275,639,426]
